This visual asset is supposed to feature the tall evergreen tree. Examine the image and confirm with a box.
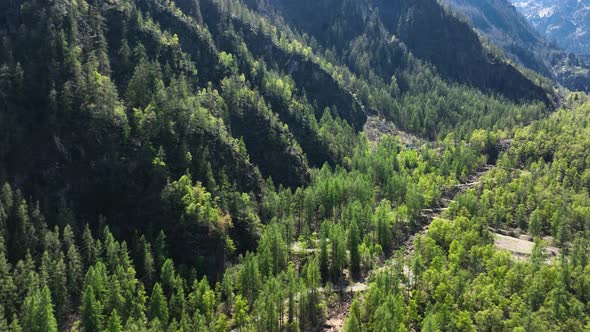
[349,220,361,279]
[80,286,103,332]
[105,309,123,332]
[232,295,250,332]
[20,286,58,332]
[148,283,169,326]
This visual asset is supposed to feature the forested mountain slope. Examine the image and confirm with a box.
[0,0,575,331]
[246,0,551,104]
[443,0,590,92]
[345,95,590,332]
[0,0,551,253]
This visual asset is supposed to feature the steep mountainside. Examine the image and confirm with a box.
[513,0,590,55]
[444,0,590,92]
[349,96,590,332]
[0,0,552,271]
[0,0,570,330]
[245,0,551,105]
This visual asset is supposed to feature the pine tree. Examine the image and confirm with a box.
[348,220,361,279]
[105,310,123,332]
[9,314,22,332]
[233,295,250,331]
[160,259,176,298]
[0,306,8,331]
[11,198,33,261]
[344,300,362,332]
[0,244,16,316]
[169,286,186,323]
[238,252,261,305]
[286,264,298,326]
[257,224,287,277]
[84,262,109,305]
[304,256,322,329]
[21,286,58,332]
[330,224,346,282]
[154,231,167,272]
[214,313,230,332]
[148,283,169,326]
[62,224,76,253]
[103,227,120,272]
[49,255,67,319]
[202,289,216,325]
[82,224,98,266]
[81,286,103,332]
[375,201,394,254]
[106,277,125,322]
[66,243,84,297]
[139,236,155,287]
[129,284,148,323]
[30,202,47,255]
[221,272,234,314]
[39,251,51,287]
[319,227,329,282]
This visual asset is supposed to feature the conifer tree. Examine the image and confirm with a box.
[66,243,84,297]
[233,294,250,331]
[105,310,123,332]
[349,220,361,278]
[214,313,230,332]
[0,244,16,316]
[238,253,261,305]
[148,283,169,326]
[12,197,33,261]
[21,286,58,332]
[82,224,98,266]
[9,314,22,332]
[160,259,176,298]
[154,231,168,272]
[49,255,67,318]
[319,227,329,282]
[344,300,362,332]
[0,306,8,331]
[81,286,103,332]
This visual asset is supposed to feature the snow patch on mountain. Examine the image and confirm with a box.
[538,7,555,18]
[511,0,590,54]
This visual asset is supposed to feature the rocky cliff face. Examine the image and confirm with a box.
[444,0,590,92]
[512,0,590,55]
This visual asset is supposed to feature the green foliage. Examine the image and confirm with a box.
[348,219,361,278]
[0,0,578,331]
[21,286,58,332]
[81,286,103,332]
[349,100,590,331]
[105,310,123,332]
[257,223,288,277]
[148,283,169,326]
[232,295,250,331]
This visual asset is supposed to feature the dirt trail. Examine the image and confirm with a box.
[493,232,560,261]
[322,162,496,331]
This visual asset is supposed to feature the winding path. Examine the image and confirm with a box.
[322,161,497,331]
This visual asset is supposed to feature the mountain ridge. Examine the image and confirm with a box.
[0,1,576,330]
[513,0,590,55]
[443,0,590,92]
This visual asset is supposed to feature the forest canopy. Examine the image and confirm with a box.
[0,0,586,331]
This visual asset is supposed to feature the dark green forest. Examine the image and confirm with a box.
[0,0,588,331]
